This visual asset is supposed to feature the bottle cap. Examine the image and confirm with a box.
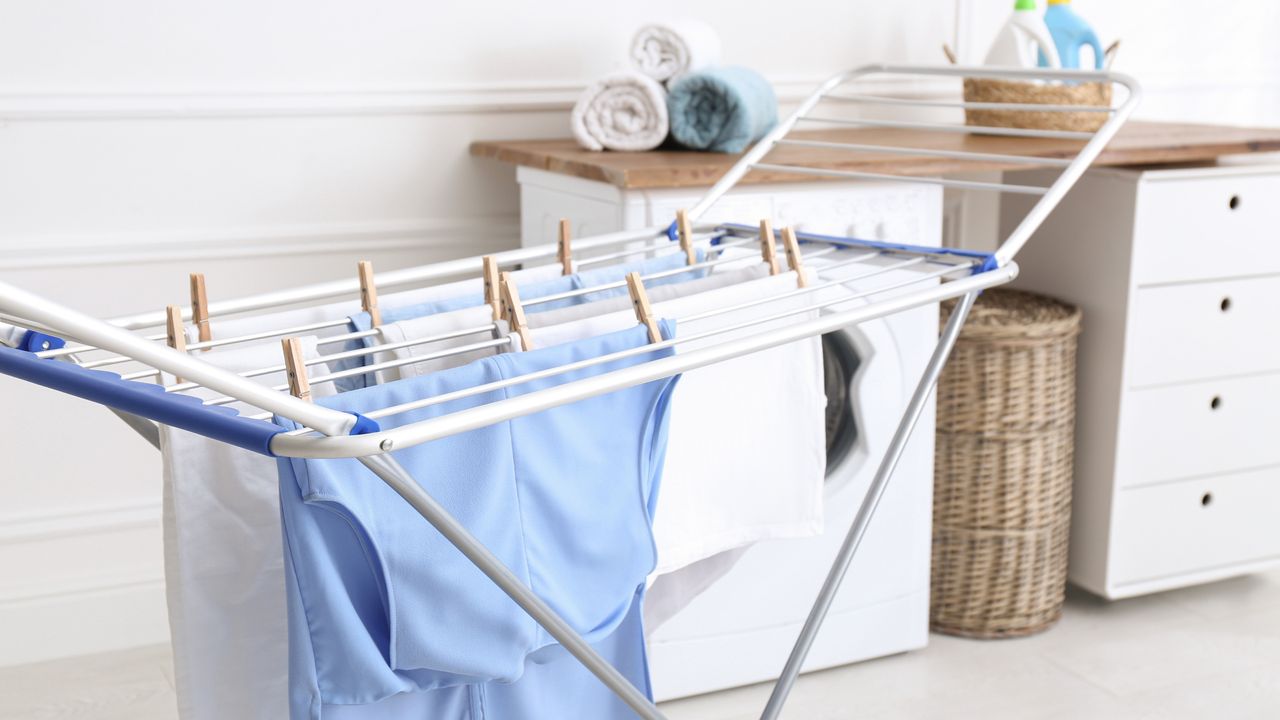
[1015,0,1037,9]
[1047,0,1071,4]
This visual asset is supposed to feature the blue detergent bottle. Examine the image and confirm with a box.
[1039,0,1104,69]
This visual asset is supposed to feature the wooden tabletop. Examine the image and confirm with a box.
[470,121,1280,190]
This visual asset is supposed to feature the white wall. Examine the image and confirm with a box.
[2,0,1278,667]
[0,0,957,665]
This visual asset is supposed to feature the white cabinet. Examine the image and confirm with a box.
[1003,163,1280,599]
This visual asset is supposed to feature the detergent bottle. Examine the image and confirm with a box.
[984,0,1061,69]
[1040,0,1104,69]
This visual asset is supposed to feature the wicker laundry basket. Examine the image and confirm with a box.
[931,289,1081,638]
[964,77,1111,133]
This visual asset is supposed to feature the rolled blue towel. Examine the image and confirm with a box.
[667,66,777,153]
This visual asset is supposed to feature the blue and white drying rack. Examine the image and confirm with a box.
[0,65,1137,719]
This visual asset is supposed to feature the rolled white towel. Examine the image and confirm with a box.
[571,72,670,152]
[630,19,722,84]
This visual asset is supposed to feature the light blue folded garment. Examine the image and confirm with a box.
[305,598,650,720]
[275,322,679,718]
[334,250,705,390]
[480,589,650,718]
[667,66,777,154]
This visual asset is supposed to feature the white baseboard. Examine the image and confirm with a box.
[0,501,168,668]
[0,578,168,668]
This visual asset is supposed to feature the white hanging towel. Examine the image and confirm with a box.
[630,19,723,84]
[571,72,670,152]
[531,268,827,629]
[159,337,336,720]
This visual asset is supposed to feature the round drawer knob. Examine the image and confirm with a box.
[1201,492,1214,507]
[1210,395,1222,410]
[1220,297,1232,312]
[1229,195,1241,211]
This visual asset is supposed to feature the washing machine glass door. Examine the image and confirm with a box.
[823,329,862,478]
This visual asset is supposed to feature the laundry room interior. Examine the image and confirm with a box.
[2,1,1279,718]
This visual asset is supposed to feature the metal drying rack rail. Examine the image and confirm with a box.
[0,64,1139,719]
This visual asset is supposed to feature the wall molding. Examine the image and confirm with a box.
[0,499,159,546]
[0,217,519,271]
[1,570,164,607]
[0,74,954,121]
[20,70,1267,124]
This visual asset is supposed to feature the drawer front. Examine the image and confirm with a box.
[1134,172,1280,285]
[1111,469,1280,587]
[1117,374,1280,487]
[1128,275,1280,387]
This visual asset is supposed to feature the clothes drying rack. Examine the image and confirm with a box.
[0,64,1138,719]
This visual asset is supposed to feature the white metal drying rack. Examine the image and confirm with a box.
[0,64,1138,719]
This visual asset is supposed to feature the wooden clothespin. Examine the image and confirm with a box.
[781,227,808,288]
[675,209,697,266]
[625,272,662,344]
[759,219,780,275]
[499,271,534,351]
[358,260,381,328]
[482,255,503,322]
[557,218,573,276]
[281,337,312,402]
[165,304,187,383]
[189,273,211,346]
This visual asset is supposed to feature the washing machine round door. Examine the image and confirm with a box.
[822,330,862,479]
[820,314,906,494]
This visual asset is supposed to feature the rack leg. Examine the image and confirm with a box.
[357,453,666,720]
[760,290,978,720]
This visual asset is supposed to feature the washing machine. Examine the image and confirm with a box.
[646,246,942,701]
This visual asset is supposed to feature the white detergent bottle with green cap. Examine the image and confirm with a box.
[984,0,1061,69]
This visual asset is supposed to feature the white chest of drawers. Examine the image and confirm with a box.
[1003,163,1280,599]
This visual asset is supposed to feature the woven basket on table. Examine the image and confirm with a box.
[964,77,1111,133]
[931,289,1081,638]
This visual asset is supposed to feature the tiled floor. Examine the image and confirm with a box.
[5,571,1280,719]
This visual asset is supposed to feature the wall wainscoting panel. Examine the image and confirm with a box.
[0,502,165,668]
[0,0,962,669]
[0,501,159,547]
[0,580,169,668]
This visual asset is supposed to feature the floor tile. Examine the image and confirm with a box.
[9,569,1280,718]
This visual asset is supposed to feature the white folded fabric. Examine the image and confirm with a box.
[630,19,723,84]
[571,72,670,152]
[160,337,336,720]
[370,307,520,384]
[527,261,765,332]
